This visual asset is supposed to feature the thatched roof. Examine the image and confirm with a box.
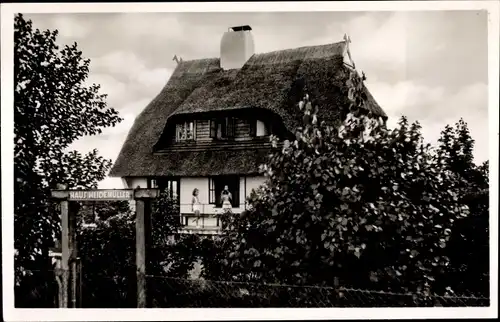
[110,41,386,178]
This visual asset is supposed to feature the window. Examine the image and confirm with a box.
[176,121,195,142]
[210,117,235,140]
[249,119,271,137]
[164,179,179,200]
[149,177,180,202]
[209,176,240,207]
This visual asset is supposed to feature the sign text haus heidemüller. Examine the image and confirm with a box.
[68,189,134,201]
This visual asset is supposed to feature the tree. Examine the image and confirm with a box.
[437,121,489,296]
[14,14,122,306]
[209,68,477,304]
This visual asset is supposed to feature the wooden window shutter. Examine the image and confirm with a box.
[188,121,195,140]
[209,119,217,138]
[220,119,227,138]
[175,123,181,141]
[249,118,256,137]
[227,117,235,138]
[209,178,215,204]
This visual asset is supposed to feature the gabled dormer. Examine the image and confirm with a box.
[154,108,286,152]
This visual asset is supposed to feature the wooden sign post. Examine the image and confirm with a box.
[51,188,159,308]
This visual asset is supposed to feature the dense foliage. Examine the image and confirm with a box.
[78,200,131,223]
[436,122,489,296]
[14,14,121,307]
[202,68,489,301]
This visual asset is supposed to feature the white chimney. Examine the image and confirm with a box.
[220,25,255,70]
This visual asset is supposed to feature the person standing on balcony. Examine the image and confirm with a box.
[192,188,202,227]
[221,185,232,211]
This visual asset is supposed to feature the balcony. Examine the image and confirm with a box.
[177,203,245,235]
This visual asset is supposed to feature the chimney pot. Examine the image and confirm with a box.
[229,25,252,32]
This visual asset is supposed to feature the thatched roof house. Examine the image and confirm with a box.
[109,26,386,179]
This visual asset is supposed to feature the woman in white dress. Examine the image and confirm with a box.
[192,188,202,227]
[220,185,233,211]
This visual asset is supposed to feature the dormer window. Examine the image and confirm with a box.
[249,119,270,137]
[210,117,235,140]
[176,121,195,142]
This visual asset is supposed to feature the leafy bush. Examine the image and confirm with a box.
[207,69,489,300]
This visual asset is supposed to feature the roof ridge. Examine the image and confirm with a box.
[173,40,346,66]
[177,57,219,64]
[252,40,346,57]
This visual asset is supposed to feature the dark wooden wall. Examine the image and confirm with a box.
[164,117,270,150]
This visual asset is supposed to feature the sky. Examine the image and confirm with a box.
[24,10,489,189]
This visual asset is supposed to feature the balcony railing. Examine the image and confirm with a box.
[175,203,245,234]
[177,214,221,235]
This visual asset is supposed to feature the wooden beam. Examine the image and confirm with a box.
[145,200,152,308]
[134,189,160,199]
[69,202,78,308]
[60,200,69,308]
[51,189,160,200]
[52,190,70,199]
[136,199,147,308]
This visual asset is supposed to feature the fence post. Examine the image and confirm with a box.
[79,258,83,308]
[60,200,70,308]
[136,198,151,308]
[69,202,78,308]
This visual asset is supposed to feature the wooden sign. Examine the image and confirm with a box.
[51,187,160,308]
[68,189,133,201]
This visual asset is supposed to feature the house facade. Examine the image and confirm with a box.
[109,25,387,234]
